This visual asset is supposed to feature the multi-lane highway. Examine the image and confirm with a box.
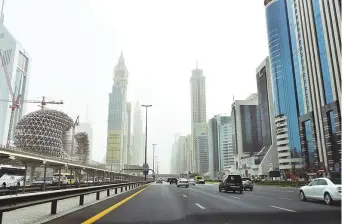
[46,182,341,224]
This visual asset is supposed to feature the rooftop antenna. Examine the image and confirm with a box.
[1,0,5,25]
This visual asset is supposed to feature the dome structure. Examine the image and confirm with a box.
[14,109,74,158]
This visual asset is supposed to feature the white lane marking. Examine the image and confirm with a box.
[183,194,188,198]
[278,197,292,200]
[270,205,296,213]
[195,203,206,210]
[229,196,241,200]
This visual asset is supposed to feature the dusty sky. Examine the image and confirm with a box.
[4,0,268,173]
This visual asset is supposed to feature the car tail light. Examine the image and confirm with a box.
[337,187,341,193]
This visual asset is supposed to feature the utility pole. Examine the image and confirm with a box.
[142,104,152,181]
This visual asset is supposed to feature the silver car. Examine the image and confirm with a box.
[242,178,254,191]
[177,178,189,188]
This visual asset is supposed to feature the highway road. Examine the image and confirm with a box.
[46,182,341,224]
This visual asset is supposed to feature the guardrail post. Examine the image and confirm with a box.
[51,200,57,214]
[115,188,117,194]
[79,195,84,205]
[96,191,100,200]
[107,189,110,197]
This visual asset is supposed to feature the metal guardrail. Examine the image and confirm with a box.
[0,181,151,224]
[0,181,130,196]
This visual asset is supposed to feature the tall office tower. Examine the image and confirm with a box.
[218,115,234,171]
[125,102,132,165]
[75,122,93,161]
[185,134,192,172]
[231,94,262,162]
[196,133,209,174]
[177,136,187,174]
[170,134,180,174]
[291,0,341,176]
[265,0,304,173]
[208,117,219,178]
[106,51,128,171]
[0,1,31,146]
[255,57,279,173]
[190,62,207,173]
[132,101,143,166]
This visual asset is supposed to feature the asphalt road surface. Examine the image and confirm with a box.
[46,182,341,224]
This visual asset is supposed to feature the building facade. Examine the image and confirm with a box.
[190,63,207,173]
[265,0,303,172]
[218,116,234,171]
[0,25,31,146]
[106,52,128,171]
[125,102,132,165]
[292,0,341,176]
[75,122,93,162]
[195,133,209,174]
[208,117,219,178]
[132,101,143,166]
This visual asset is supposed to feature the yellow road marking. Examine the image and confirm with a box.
[81,184,152,224]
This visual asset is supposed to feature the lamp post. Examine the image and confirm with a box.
[142,104,152,181]
[152,143,157,174]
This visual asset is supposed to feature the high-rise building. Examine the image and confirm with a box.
[196,133,209,174]
[125,102,132,165]
[0,4,31,146]
[132,101,143,166]
[177,136,187,174]
[185,134,192,172]
[190,62,207,172]
[231,94,261,158]
[255,56,279,175]
[291,0,341,176]
[218,115,234,171]
[265,0,304,172]
[75,122,93,161]
[208,117,219,178]
[106,51,128,171]
[170,133,180,174]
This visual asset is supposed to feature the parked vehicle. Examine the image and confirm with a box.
[299,177,341,205]
[0,174,24,188]
[219,174,243,194]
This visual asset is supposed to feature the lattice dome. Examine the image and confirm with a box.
[74,132,90,163]
[14,109,74,157]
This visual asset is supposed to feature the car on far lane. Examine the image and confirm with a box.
[169,178,178,185]
[156,178,163,184]
[188,179,196,185]
[177,178,189,188]
[299,177,341,205]
[219,174,243,194]
[242,177,253,191]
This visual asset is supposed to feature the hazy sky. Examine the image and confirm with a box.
[4,0,268,173]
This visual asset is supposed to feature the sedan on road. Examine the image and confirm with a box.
[177,178,189,188]
[299,177,341,205]
[155,178,163,184]
[188,179,196,185]
[242,177,253,191]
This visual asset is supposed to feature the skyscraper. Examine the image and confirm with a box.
[218,115,234,171]
[75,122,93,162]
[265,0,304,172]
[106,51,128,171]
[125,102,132,165]
[255,56,279,173]
[0,2,31,146]
[291,0,341,175]
[208,117,219,178]
[132,101,143,166]
[190,62,207,173]
[196,133,209,174]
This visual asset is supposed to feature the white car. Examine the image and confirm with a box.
[188,179,196,185]
[177,178,189,188]
[299,177,341,205]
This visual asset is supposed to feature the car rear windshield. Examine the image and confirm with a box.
[227,175,242,183]
[329,178,341,185]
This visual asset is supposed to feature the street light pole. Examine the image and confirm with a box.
[142,104,152,181]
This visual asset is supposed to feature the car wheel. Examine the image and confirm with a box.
[250,187,253,191]
[219,188,221,192]
[324,192,333,205]
[299,190,307,201]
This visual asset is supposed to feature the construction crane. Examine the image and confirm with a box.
[0,96,64,147]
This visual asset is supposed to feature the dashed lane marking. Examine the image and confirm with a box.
[195,203,206,210]
[270,205,296,213]
[229,196,241,200]
[182,194,188,198]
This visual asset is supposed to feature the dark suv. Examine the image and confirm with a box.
[169,178,178,184]
[219,174,243,194]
